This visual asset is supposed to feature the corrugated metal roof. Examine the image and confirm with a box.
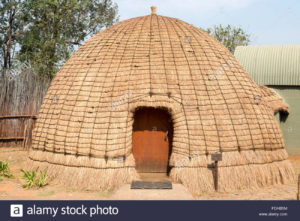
[234,45,300,85]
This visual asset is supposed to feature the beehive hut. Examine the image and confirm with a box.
[28,7,295,195]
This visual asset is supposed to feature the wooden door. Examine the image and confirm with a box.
[133,107,173,173]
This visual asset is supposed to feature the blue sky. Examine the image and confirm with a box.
[114,0,300,45]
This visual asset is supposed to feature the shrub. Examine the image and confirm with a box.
[20,167,48,189]
[0,161,13,178]
[35,168,48,188]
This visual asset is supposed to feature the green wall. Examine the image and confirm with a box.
[271,86,300,155]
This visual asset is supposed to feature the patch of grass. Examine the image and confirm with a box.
[38,190,55,197]
[20,167,48,189]
[0,161,13,178]
[20,168,37,188]
[35,168,48,188]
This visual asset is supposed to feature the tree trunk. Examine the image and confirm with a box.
[7,1,13,69]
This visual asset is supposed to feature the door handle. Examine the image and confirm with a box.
[164,131,168,141]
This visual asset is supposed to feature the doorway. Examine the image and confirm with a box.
[133,107,173,176]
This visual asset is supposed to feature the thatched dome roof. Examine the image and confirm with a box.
[29,9,295,194]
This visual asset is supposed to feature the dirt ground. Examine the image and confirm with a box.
[0,147,299,200]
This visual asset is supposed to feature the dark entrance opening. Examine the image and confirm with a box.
[133,107,173,177]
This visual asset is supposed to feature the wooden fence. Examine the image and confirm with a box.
[0,115,37,149]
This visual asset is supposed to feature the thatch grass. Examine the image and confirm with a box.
[28,148,295,194]
[171,160,295,195]
[170,149,295,196]
[27,158,137,191]
[171,160,295,196]
[259,85,289,113]
[27,13,296,195]
[27,149,137,191]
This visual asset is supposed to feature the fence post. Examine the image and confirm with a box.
[25,118,34,149]
[215,160,219,192]
[22,121,28,148]
[211,153,222,192]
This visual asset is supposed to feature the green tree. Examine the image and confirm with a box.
[18,0,119,78]
[0,0,23,71]
[206,24,250,53]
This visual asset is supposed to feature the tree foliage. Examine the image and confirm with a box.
[1,0,119,78]
[19,0,118,78]
[206,24,250,53]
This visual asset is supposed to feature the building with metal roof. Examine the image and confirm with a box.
[235,45,300,154]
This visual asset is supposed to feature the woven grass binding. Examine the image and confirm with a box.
[28,11,296,195]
